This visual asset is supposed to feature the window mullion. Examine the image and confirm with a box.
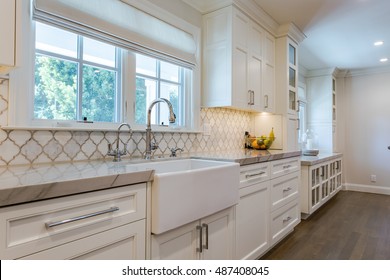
[156,60,161,125]
[77,35,83,121]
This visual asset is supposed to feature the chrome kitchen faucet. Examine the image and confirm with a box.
[145,98,176,159]
[107,123,132,162]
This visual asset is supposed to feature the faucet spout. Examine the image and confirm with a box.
[145,98,176,159]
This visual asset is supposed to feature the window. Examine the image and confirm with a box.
[135,54,187,127]
[34,22,121,123]
[33,22,192,129]
[9,1,200,131]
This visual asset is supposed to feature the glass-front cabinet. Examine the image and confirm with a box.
[288,42,298,114]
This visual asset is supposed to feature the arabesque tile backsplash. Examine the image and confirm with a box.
[0,80,253,166]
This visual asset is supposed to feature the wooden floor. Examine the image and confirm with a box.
[261,191,390,260]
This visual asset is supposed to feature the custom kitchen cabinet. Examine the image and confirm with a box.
[202,5,274,113]
[234,157,301,259]
[275,25,305,150]
[269,157,301,246]
[235,162,270,259]
[151,207,235,260]
[306,68,341,153]
[300,155,343,219]
[0,184,147,260]
[0,0,16,74]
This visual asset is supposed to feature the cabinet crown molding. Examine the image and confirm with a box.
[277,23,306,44]
[183,0,279,35]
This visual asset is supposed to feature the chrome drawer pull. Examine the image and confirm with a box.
[45,206,120,228]
[283,187,292,192]
[196,225,203,253]
[283,216,292,223]
[245,171,266,178]
[283,164,292,169]
[202,223,209,250]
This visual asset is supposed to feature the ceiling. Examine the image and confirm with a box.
[253,0,390,71]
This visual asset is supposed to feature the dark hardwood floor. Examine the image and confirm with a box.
[261,191,390,260]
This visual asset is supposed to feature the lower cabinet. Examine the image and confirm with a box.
[300,156,342,219]
[234,157,301,259]
[0,183,147,260]
[235,180,270,259]
[151,207,235,260]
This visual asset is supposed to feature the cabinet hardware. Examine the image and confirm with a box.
[245,171,266,178]
[264,94,268,108]
[247,90,253,105]
[202,223,209,250]
[283,187,292,192]
[196,225,203,253]
[283,164,292,169]
[283,216,292,223]
[45,206,119,228]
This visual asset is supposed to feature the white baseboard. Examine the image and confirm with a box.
[343,183,390,195]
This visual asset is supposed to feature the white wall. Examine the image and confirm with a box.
[344,70,390,194]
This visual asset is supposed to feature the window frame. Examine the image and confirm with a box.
[34,23,123,123]
[7,0,201,132]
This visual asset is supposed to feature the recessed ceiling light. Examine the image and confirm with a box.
[374,41,384,46]
[380,58,388,62]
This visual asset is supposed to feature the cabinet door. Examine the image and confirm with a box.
[151,221,199,260]
[248,22,263,111]
[201,207,235,260]
[235,181,269,260]
[232,9,250,109]
[286,117,299,150]
[21,220,146,260]
[0,0,16,72]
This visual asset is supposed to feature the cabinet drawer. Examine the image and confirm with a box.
[270,171,300,211]
[0,184,146,259]
[240,162,270,188]
[270,200,300,246]
[270,157,300,179]
[20,219,146,260]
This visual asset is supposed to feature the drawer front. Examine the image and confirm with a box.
[270,157,300,179]
[20,219,146,260]
[240,162,270,188]
[270,171,300,211]
[0,183,146,259]
[270,200,300,246]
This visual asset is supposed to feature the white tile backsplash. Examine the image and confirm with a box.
[0,81,254,166]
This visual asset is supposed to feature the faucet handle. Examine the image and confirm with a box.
[151,142,159,151]
[170,147,184,157]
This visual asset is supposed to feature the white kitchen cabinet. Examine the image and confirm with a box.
[275,24,305,150]
[0,184,147,260]
[202,5,274,113]
[306,68,340,153]
[151,207,235,260]
[235,162,270,260]
[0,0,16,74]
[300,156,343,219]
[234,157,301,259]
[269,158,301,246]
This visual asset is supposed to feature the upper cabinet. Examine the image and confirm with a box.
[202,5,275,113]
[306,68,344,153]
[0,0,16,74]
[275,35,299,117]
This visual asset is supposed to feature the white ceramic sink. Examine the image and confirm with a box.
[128,159,240,234]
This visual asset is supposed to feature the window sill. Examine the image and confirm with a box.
[1,125,203,134]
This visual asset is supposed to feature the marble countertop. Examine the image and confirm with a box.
[0,149,301,207]
[301,153,343,166]
[190,149,302,166]
[0,160,155,207]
